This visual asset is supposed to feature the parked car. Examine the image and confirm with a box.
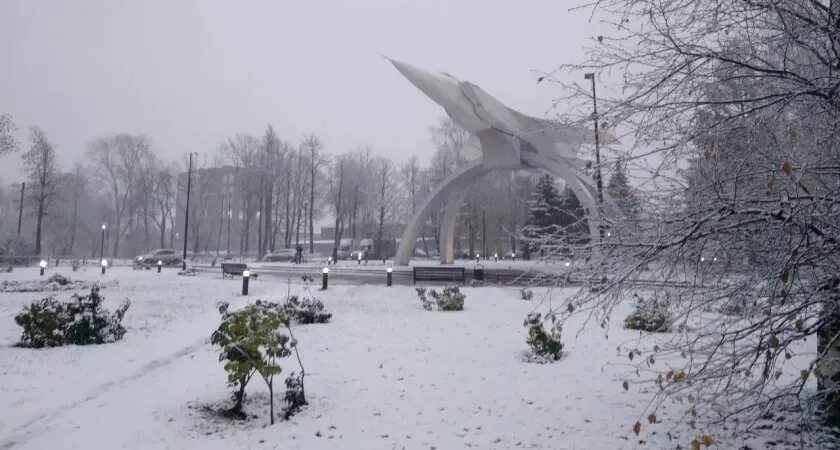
[135,249,182,266]
[264,248,296,262]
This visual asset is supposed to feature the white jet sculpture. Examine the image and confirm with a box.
[388,58,613,265]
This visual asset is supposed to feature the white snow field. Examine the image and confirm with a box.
[0,267,818,449]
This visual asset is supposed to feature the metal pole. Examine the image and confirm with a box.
[99,225,106,264]
[183,153,194,269]
[226,193,231,255]
[17,182,25,236]
[585,73,604,204]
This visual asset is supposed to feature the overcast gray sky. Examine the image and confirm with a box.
[0,0,601,181]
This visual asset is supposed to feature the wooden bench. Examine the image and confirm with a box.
[221,262,257,279]
[412,266,465,285]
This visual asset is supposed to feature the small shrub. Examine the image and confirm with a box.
[71,259,81,272]
[624,293,671,332]
[524,312,563,362]
[211,300,294,424]
[430,286,465,311]
[282,372,307,420]
[283,296,332,324]
[520,288,534,301]
[416,286,465,311]
[46,273,70,286]
[14,286,130,348]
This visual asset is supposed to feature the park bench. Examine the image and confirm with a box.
[221,262,257,279]
[412,266,465,285]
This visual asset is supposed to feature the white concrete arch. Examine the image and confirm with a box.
[395,160,491,265]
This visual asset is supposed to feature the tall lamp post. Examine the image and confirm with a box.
[584,72,605,240]
[17,182,25,236]
[99,223,107,264]
[584,73,604,204]
[182,152,197,270]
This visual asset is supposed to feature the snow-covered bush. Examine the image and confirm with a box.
[1,276,116,293]
[211,300,297,424]
[520,288,534,301]
[282,296,332,324]
[624,293,671,333]
[524,312,563,362]
[47,273,70,286]
[71,259,81,272]
[415,286,466,311]
[282,372,306,420]
[14,286,130,348]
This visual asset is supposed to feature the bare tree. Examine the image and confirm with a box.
[87,134,152,257]
[534,0,840,441]
[22,126,60,256]
[303,133,325,253]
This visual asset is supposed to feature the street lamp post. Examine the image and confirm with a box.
[321,267,329,290]
[226,193,232,256]
[99,224,106,270]
[585,72,606,241]
[39,259,46,276]
[386,266,393,287]
[182,152,197,270]
[584,73,604,205]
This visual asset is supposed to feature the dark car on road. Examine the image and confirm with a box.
[135,249,182,267]
[264,248,296,262]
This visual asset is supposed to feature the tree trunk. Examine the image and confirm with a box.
[34,199,44,256]
[309,170,316,253]
[818,281,840,426]
[68,196,79,255]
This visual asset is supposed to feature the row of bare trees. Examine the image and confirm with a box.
[1,114,564,260]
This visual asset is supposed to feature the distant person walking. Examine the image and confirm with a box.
[295,243,303,265]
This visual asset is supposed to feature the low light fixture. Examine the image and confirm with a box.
[322,267,329,274]
[39,260,47,268]
[101,259,108,267]
[565,262,571,267]
[241,270,250,295]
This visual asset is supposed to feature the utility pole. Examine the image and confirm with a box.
[585,72,606,241]
[182,152,196,269]
[16,182,24,236]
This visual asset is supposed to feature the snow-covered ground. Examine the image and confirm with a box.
[0,267,819,449]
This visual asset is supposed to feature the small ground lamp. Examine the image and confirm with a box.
[475,253,480,264]
[565,261,571,267]
[157,260,162,273]
[242,270,250,296]
[321,267,329,290]
[386,266,393,287]
[328,256,333,266]
[358,253,362,265]
[512,252,516,262]
[100,258,108,275]
[39,259,47,276]
[494,253,498,262]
